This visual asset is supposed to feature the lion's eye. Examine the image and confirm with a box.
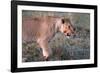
[64,30,67,33]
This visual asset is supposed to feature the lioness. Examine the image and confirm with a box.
[22,16,75,60]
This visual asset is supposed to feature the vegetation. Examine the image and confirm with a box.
[22,10,90,62]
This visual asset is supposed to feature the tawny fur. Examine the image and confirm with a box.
[22,16,75,59]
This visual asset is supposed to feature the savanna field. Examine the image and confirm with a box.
[22,10,90,62]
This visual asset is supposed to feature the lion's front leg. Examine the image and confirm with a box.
[37,39,52,60]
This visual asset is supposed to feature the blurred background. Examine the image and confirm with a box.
[22,10,90,62]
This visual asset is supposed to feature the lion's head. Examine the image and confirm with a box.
[59,18,75,37]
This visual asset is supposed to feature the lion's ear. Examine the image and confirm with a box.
[61,19,65,24]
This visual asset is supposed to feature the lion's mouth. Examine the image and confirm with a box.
[64,33,76,39]
[66,33,71,36]
[64,33,71,36]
